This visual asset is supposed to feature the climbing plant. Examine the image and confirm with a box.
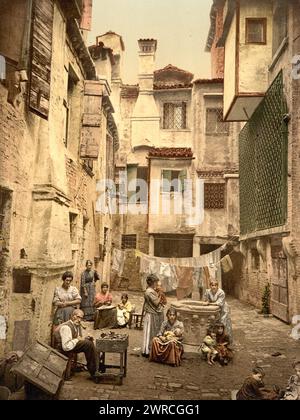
[261,283,271,315]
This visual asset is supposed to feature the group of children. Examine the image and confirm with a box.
[199,323,233,366]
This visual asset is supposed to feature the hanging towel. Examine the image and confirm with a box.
[112,248,125,276]
[220,254,233,273]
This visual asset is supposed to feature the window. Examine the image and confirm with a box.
[163,103,187,129]
[162,170,187,193]
[204,183,225,209]
[13,269,31,293]
[206,108,229,135]
[69,213,77,244]
[122,234,137,250]
[246,18,267,44]
[127,166,148,203]
[272,1,288,56]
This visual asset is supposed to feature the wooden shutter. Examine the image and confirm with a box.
[29,0,54,119]
[80,81,102,159]
[179,169,187,192]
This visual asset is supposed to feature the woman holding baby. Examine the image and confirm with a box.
[150,307,184,367]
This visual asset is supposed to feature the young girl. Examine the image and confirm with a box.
[282,361,300,400]
[199,327,218,366]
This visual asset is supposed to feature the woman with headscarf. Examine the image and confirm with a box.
[202,279,233,343]
[150,308,184,366]
[142,275,164,358]
[53,271,81,326]
[80,260,100,321]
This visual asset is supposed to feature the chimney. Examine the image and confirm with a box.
[131,39,160,148]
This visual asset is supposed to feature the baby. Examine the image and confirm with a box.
[199,328,218,366]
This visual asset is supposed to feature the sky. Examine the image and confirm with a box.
[88,0,212,84]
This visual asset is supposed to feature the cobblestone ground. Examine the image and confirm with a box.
[60,292,300,400]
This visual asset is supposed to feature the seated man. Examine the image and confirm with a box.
[53,309,96,379]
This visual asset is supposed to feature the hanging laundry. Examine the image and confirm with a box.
[220,254,233,273]
[112,248,125,276]
[175,266,194,300]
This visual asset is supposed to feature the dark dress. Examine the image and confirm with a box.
[80,269,100,321]
[237,377,279,400]
[216,332,233,364]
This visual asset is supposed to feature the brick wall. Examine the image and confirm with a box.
[211,3,224,79]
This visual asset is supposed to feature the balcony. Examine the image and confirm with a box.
[217,0,273,121]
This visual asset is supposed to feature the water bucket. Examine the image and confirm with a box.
[0,386,11,400]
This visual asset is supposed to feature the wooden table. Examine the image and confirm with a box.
[95,333,128,385]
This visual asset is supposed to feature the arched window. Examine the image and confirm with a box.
[0,55,6,81]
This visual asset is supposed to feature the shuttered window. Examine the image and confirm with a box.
[29,0,54,119]
[162,170,187,192]
[80,81,102,159]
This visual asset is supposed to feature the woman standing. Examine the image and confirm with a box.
[80,260,100,321]
[142,275,164,358]
[202,280,233,343]
[150,308,184,366]
[53,271,81,325]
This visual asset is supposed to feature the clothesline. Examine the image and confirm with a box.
[111,242,235,297]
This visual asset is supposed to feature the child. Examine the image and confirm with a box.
[155,281,167,306]
[199,328,218,366]
[237,367,281,400]
[282,361,300,400]
[116,293,133,327]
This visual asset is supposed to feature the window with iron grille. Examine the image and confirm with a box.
[163,102,187,129]
[122,234,137,250]
[246,18,267,44]
[204,183,225,209]
[206,108,229,135]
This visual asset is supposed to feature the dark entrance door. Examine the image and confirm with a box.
[271,246,289,322]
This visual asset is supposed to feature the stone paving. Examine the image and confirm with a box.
[60,291,300,400]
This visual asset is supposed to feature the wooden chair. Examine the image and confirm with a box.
[128,312,144,330]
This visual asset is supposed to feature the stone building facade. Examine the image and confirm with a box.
[91,34,240,292]
[0,0,118,355]
[216,0,300,322]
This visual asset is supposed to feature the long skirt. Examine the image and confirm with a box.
[150,338,183,366]
[53,306,75,326]
[220,303,233,344]
[142,312,164,355]
[80,282,96,321]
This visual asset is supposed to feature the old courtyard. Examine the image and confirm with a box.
[59,291,299,401]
